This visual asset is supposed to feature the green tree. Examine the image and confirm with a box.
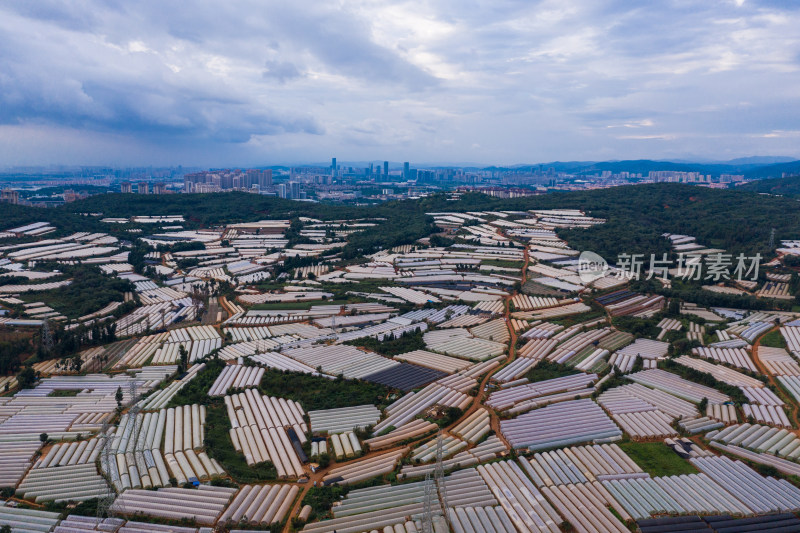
[115,386,123,407]
[39,432,48,444]
[57,353,83,373]
[18,367,37,389]
[666,298,681,317]
[178,344,189,374]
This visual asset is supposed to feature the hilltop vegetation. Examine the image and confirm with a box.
[739,174,800,196]
[67,192,437,259]
[5,182,800,265]
[536,184,800,261]
[19,265,134,319]
[258,369,393,411]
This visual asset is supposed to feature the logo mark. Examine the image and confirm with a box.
[578,251,608,284]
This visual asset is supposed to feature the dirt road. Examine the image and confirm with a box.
[282,239,531,531]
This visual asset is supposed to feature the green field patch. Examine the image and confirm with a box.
[249,299,349,311]
[525,360,579,383]
[259,368,393,411]
[618,441,698,477]
[481,259,524,269]
[760,329,786,349]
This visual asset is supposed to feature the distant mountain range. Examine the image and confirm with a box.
[485,158,800,178]
[4,157,800,180]
[317,156,800,178]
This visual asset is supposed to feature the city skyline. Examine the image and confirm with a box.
[1,1,799,166]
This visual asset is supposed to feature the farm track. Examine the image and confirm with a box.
[282,235,530,530]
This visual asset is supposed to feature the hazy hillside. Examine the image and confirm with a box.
[743,161,800,179]
[739,174,800,195]
[485,158,800,177]
[56,183,800,262]
[5,181,799,267]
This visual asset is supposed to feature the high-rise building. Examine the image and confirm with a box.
[264,174,274,186]
[277,183,288,198]
[403,162,410,179]
[120,181,132,194]
[290,181,301,199]
[383,161,389,176]
[1,189,20,205]
[137,182,149,194]
[331,157,337,175]
[152,182,166,194]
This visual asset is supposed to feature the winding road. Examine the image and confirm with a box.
[281,236,531,531]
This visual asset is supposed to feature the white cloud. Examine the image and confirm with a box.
[0,0,798,165]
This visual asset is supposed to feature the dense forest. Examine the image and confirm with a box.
[740,175,800,196]
[528,184,800,261]
[4,182,800,265]
[419,184,800,261]
[0,337,30,377]
[59,193,437,259]
[19,265,134,319]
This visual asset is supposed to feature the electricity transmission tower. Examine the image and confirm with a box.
[127,381,142,461]
[96,421,118,522]
[422,431,450,532]
[118,380,142,518]
[41,320,54,355]
[435,431,449,516]
[422,472,435,533]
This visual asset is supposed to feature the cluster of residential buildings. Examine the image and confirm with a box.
[0,158,788,207]
[182,169,273,193]
[0,188,91,207]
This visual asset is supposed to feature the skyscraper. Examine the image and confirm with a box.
[258,169,273,188]
[120,181,132,194]
[383,161,389,176]
[403,162,410,179]
[331,157,337,175]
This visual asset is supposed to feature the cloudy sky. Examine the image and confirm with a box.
[1,0,799,167]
